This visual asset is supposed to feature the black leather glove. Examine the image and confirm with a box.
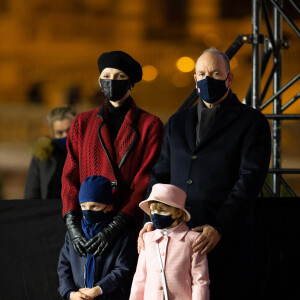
[64,210,88,257]
[85,212,132,256]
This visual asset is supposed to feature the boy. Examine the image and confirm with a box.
[58,175,137,300]
[130,183,210,300]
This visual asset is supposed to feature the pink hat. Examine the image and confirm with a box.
[139,184,191,222]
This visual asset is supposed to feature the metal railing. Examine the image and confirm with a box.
[177,0,300,197]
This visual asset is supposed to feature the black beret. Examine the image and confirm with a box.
[97,51,143,85]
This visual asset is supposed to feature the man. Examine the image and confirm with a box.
[24,106,76,199]
[140,48,271,299]
[48,107,76,139]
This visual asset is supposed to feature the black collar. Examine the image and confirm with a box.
[106,96,133,116]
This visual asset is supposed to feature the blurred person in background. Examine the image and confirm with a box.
[27,81,44,105]
[62,51,164,259]
[24,106,76,200]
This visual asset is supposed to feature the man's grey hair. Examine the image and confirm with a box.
[195,47,230,73]
[47,106,76,127]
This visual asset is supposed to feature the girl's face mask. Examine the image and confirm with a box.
[150,213,175,229]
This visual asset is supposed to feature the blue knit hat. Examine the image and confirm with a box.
[79,175,112,205]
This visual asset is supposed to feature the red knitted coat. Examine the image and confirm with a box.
[61,99,164,225]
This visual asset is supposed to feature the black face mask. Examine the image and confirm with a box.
[100,79,130,102]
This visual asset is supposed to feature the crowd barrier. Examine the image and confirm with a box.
[0,197,298,299]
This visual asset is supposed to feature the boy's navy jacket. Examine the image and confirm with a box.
[57,228,137,299]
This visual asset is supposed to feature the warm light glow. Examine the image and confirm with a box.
[142,65,158,81]
[171,72,191,87]
[230,57,238,70]
[203,32,221,47]
[176,57,195,73]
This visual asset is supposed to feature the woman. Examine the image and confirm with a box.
[62,51,164,257]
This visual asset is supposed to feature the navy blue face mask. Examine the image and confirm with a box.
[196,74,229,104]
[82,209,109,226]
[54,137,67,153]
[100,79,130,102]
[151,213,175,229]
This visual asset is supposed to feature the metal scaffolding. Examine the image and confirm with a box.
[177,0,300,197]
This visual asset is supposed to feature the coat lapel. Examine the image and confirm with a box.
[97,105,118,175]
[150,223,189,242]
[151,229,165,242]
[114,100,139,169]
[185,106,198,151]
[169,223,189,241]
[43,156,57,198]
[196,95,241,150]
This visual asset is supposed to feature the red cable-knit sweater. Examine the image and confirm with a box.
[61,99,164,225]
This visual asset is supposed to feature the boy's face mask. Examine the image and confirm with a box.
[150,213,175,229]
[82,208,109,226]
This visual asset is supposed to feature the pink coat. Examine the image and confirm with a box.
[130,223,210,300]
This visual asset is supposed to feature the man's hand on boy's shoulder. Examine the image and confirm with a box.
[137,222,154,253]
[191,225,221,255]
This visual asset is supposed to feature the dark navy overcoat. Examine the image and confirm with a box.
[57,229,137,300]
[148,93,271,299]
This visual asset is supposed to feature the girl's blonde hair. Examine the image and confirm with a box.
[149,201,186,223]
